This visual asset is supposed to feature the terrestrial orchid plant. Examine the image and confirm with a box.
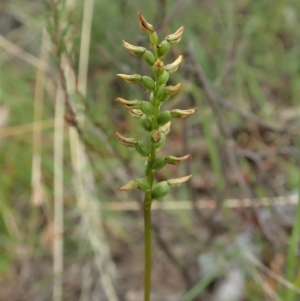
[114,12,195,301]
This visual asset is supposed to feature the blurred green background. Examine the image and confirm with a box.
[0,0,299,300]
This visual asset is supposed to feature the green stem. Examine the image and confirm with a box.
[144,191,152,301]
[143,90,160,300]
[143,141,156,301]
[143,44,161,300]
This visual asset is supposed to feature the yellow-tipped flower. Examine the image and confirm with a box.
[165,55,183,73]
[165,154,191,165]
[115,97,142,109]
[129,109,144,119]
[117,73,142,84]
[119,179,139,191]
[114,132,138,147]
[159,121,171,135]
[167,175,192,187]
[138,12,154,34]
[120,178,150,192]
[165,26,184,44]
[171,108,197,118]
[164,83,182,95]
[123,41,146,56]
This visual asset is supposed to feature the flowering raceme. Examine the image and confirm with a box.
[114,12,194,301]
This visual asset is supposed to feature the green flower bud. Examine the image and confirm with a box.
[160,92,171,102]
[171,108,197,118]
[151,181,171,199]
[157,40,170,58]
[165,154,191,165]
[142,76,156,91]
[136,178,150,192]
[117,73,142,84]
[123,41,146,56]
[155,85,166,100]
[149,31,159,45]
[157,70,169,86]
[150,92,155,103]
[135,141,151,157]
[152,157,166,170]
[140,115,152,131]
[167,175,192,187]
[143,51,155,66]
[114,132,138,147]
[157,111,172,126]
[141,101,154,116]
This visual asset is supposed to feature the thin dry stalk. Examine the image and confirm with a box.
[246,251,300,294]
[251,267,283,301]
[0,34,48,71]
[31,27,49,206]
[53,86,65,301]
[0,26,40,65]
[0,119,53,137]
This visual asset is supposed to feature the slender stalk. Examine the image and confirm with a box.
[143,59,160,300]
[53,87,65,301]
[31,27,49,206]
[144,131,155,300]
[144,192,152,301]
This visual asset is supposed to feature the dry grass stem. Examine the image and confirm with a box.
[31,27,49,206]
[0,34,48,71]
[53,86,65,301]
[0,119,54,137]
[246,252,300,294]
